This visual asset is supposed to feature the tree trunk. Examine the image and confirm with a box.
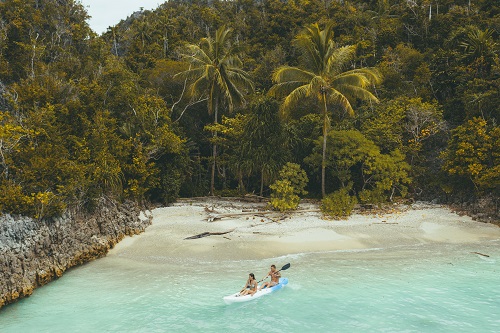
[112,29,119,56]
[238,170,244,194]
[30,32,39,79]
[211,103,218,196]
[113,39,118,56]
[222,166,227,190]
[163,29,168,58]
[260,167,264,197]
[321,92,328,198]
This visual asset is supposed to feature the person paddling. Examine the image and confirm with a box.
[239,273,258,296]
[259,264,281,290]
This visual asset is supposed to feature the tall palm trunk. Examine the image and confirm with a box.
[163,28,168,58]
[260,167,265,197]
[321,92,328,198]
[238,170,244,194]
[211,102,218,196]
[270,24,381,199]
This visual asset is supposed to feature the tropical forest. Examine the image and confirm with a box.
[0,0,499,219]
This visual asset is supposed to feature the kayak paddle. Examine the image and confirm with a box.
[279,263,291,272]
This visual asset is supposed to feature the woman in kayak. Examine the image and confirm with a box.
[239,273,258,296]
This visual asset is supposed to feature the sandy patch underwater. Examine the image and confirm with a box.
[1,241,499,333]
[1,200,499,332]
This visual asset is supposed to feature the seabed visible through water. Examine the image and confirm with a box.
[1,240,499,333]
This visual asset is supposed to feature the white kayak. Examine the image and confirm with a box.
[223,278,288,304]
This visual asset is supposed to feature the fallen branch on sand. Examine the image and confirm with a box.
[206,209,320,222]
[471,252,490,257]
[184,229,235,240]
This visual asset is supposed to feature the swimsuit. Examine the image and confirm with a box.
[246,283,256,290]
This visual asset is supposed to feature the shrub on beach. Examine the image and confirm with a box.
[269,163,308,211]
[277,163,308,197]
[270,179,300,212]
[358,189,386,206]
[321,188,358,219]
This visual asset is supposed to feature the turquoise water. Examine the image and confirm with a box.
[1,242,499,333]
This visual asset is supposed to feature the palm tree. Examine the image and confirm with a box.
[270,23,382,197]
[367,0,399,20]
[135,19,151,54]
[176,26,254,195]
[108,26,120,56]
[460,27,497,61]
[242,97,287,196]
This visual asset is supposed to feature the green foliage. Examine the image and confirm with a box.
[288,113,322,163]
[269,22,382,196]
[0,182,35,217]
[306,130,411,203]
[0,0,189,217]
[441,118,500,195]
[204,113,248,193]
[361,97,444,196]
[269,163,309,211]
[358,188,386,206]
[176,26,254,116]
[204,96,289,195]
[361,149,411,202]
[216,188,242,198]
[1,0,499,217]
[242,97,289,195]
[460,27,498,66]
[91,0,500,205]
[378,44,426,98]
[270,179,300,212]
[360,99,406,153]
[321,188,358,219]
[277,162,309,197]
[401,98,444,155]
[176,25,254,195]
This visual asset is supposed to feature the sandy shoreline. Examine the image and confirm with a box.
[109,199,500,262]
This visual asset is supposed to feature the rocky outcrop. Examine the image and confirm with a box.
[0,200,152,309]
[450,196,500,225]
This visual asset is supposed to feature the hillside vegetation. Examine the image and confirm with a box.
[0,0,498,218]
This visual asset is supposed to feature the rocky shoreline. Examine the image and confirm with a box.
[0,200,152,309]
[448,196,500,226]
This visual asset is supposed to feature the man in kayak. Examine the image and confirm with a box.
[259,264,281,290]
[239,273,258,296]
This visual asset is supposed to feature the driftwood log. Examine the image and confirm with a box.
[471,252,490,257]
[184,229,235,240]
[207,209,320,222]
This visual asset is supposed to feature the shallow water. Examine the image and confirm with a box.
[1,241,499,333]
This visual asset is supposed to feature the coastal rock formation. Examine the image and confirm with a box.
[450,196,500,225]
[0,200,152,309]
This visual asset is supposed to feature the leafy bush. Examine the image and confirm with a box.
[441,117,500,196]
[278,162,309,196]
[216,188,241,197]
[358,189,385,206]
[0,181,66,219]
[321,188,358,219]
[269,180,300,212]
[306,130,411,202]
[269,163,308,211]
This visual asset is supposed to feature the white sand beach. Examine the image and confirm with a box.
[109,199,500,262]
